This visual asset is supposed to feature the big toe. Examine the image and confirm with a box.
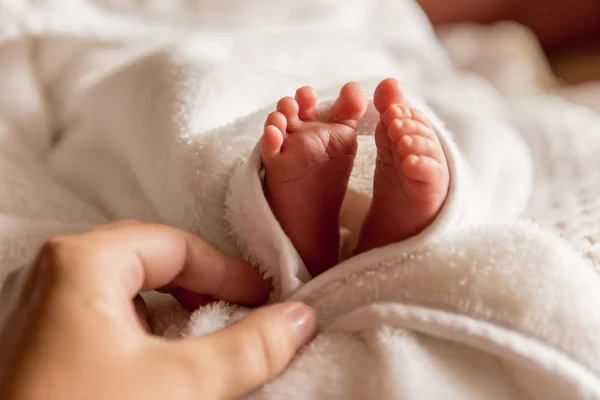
[374,78,405,114]
[326,82,368,127]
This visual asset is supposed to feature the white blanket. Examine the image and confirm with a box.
[2,1,600,399]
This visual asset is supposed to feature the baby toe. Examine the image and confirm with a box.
[373,78,405,114]
[400,155,449,202]
[396,134,438,160]
[402,154,447,186]
[402,156,449,205]
[276,97,300,130]
[260,125,284,158]
[382,104,411,126]
[264,111,288,133]
[326,82,367,127]
[387,119,415,142]
[295,86,319,121]
[388,118,441,149]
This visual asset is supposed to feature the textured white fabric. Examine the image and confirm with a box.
[1,1,600,399]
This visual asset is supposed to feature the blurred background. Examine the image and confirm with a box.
[61,0,599,84]
[417,0,600,84]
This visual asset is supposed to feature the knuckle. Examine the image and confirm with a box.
[0,268,23,294]
[250,317,292,377]
[40,236,73,260]
[36,236,81,276]
[251,330,278,379]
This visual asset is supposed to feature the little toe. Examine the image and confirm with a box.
[264,111,287,133]
[401,155,449,202]
[326,81,368,127]
[402,154,447,185]
[374,78,405,114]
[276,97,300,130]
[260,125,284,159]
[295,86,319,121]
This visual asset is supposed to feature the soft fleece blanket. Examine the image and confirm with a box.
[2,1,600,399]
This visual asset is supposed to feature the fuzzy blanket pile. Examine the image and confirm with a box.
[2,1,600,398]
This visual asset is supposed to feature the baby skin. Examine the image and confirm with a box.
[260,78,450,276]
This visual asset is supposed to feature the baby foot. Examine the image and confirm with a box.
[260,82,368,276]
[355,78,450,254]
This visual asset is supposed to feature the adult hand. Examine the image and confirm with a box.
[0,221,316,400]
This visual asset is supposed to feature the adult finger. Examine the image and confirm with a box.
[0,267,27,325]
[155,302,317,400]
[36,222,271,306]
[0,267,24,303]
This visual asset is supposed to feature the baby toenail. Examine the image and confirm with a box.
[402,135,413,147]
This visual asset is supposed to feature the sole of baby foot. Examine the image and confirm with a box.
[260,82,368,276]
[354,78,450,254]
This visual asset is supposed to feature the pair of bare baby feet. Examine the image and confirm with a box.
[259,78,450,277]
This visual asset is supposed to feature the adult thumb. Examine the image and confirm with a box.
[170,302,317,400]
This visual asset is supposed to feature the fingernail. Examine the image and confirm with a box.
[284,302,317,347]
